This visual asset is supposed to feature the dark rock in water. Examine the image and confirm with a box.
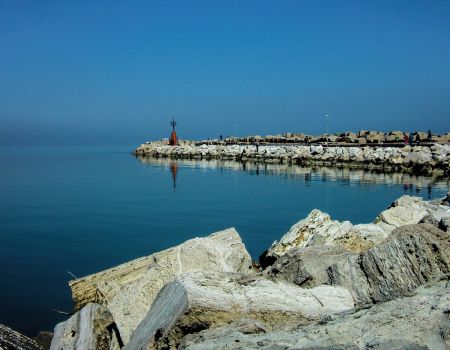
[265,223,450,306]
[32,332,53,350]
[0,324,42,350]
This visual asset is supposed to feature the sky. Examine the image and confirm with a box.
[1,0,449,146]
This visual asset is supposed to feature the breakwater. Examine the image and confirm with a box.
[134,142,450,176]
[37,195,450,349]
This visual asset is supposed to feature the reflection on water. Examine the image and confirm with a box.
[170,162,178,189]
[137,156,450,199]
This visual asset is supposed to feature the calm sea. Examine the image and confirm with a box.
[0,145,449,336]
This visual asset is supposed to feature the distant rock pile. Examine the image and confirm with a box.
[3,194,450,349]
[199,130,450,145]
[134,142,450,176]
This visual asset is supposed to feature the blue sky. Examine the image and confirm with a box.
[1,0,449,145]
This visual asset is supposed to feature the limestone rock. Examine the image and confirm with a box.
[179,276,450,350]
[265,245,354,288]
[0,324,42,350]
[69,228,252,344]
[261,195,449,267]
[50,303,120,350]
[259,210,355,267]
[266,223,450,306]
[125,271,354,350]
[375,195,450,232]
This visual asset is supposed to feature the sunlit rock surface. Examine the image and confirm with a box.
[50,303,119,350]
[179,276,450,350]
[69,228,252,344]
[266,223,450,305]
[125,271,354,350]
[260,195,449,266]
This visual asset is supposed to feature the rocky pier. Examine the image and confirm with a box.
[3,193,449,349]
[134,139,450,176]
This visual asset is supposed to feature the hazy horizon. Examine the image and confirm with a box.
[1,1,449,146]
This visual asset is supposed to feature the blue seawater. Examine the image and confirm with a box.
[0,145,448,336]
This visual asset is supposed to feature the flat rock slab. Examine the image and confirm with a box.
[125,271,354,350]
[180,276,450,350]
[69,228,252,344]
[50,303,120,350]
[0,324,42,350]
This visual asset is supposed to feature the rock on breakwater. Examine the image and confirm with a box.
[46,194,450,350]
[134,142,450,176]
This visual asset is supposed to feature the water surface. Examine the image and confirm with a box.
[0,146,448,336]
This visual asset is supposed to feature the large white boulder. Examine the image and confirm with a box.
[180,277,450,350]
[125,271,354,350]
[69,228,252,344]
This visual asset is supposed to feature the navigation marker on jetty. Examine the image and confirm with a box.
[169,118,178,146]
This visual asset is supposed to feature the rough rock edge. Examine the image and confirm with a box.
[0,324,42,350]
[179,275,450,350]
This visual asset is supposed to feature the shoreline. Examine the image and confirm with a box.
[134,142,450,177]
[2,193,450,349]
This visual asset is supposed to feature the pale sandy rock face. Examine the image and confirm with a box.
[374,195,448,232]
[260,209,374,267]
[179,277,450,350]
[69,228,252,344]
[262,195,449,267]
[50,303,120,350]
[125,271,354,350]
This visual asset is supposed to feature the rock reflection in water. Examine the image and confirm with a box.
[136,156,449,199]
[170,162,178,189]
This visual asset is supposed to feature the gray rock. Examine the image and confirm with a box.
[0,324,42,350]
[32,332,52,350]
[265,245,354,288]
[179,276,450,350]
[49,303,120,350]
[69,228,252,344]
[266,223,450,306]
[440,216,450,232]
[125,271,354,350]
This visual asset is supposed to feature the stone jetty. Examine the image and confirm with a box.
[134,141,450,176]
[30,193,449,350]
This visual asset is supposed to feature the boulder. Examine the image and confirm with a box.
[125,271,354,350]
[0,324,42,350]
[69,228,252,344]
[440,216,450,232]
[179,276,450,350]
[265,245,354,288]
[32,332,52,350]
[357,137,367,144]
[259,209,379,267]
[261,195,449,268]
[50,303,120,350]
[266,223,450,306]
[374,195,449,232]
